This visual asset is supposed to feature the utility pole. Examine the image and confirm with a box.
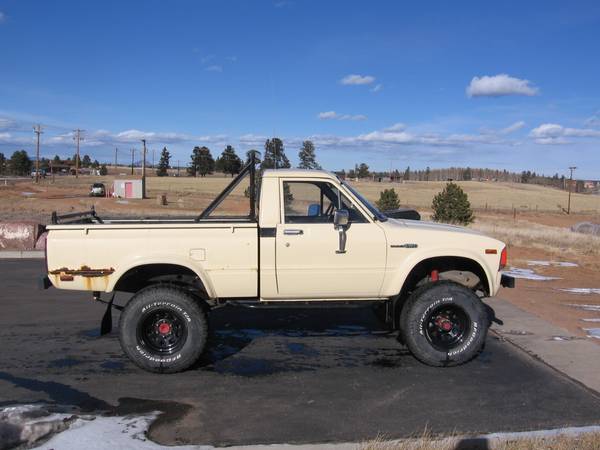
[152,148,155,168]
[114,147,118,167]
[141,139,147,199]
[73,129,84,178]
[33,125,43,183]
[177,160,180,177]
[131,148,135,175]
[567,166,577,214]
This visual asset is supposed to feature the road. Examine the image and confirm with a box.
[1,259,600,446]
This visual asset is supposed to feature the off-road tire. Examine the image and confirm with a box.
[400,281,487,367]
[118,285,208,373]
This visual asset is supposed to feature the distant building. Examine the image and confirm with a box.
[112,179,143,199]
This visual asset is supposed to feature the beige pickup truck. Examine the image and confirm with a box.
[42,158,514,373]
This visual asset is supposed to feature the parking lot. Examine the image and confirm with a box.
[2,259,600,446]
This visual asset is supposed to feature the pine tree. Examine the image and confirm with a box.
[431,182,474,225]
[463,167,472,181]
[298,140,321,169]
[220,145,242,177]
[156,147,171,176]
[357,163,369,178]
[376,188,401,211]
[82,154,91,167]
[425,166,431,181]
[91,160,100,169]
[246,149,261,164]
[261,138,290,170]
[188,146,215,177]
[9,150,32,176]
[403,166,411,181]
[0,153,5,175]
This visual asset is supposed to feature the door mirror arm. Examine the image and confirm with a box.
[333,209,350,254]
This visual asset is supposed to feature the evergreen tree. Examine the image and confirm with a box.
[99,164,108,176]
[0,153,6,174]
[53,154,61,164]
[72,153,81,166]
[376,188,401,211]
[214,156,224,173]
[357,163,369,178]
[82,154,91,167]
[91,160,100,169]
[425,166,431,181]
[298,140,321,169]
[403,166,411,181]
[463,167,472,181]
[220,145,242,176]
[156,146,171,177]
[431,182,474,225]
[261,138,290,170]
[9,150,32,175]
[188,146,215,177]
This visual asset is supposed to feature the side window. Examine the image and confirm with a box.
[283,181,367,224]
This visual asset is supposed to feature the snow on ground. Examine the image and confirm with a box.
[581,318,600,322]
[502,267,560,281]
[32,413,209,450]
[560,288,600,295]
[568,304,600,312]
[583,328,600,339]
[527,260,578,267]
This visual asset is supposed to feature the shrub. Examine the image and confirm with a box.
[99,164,108,176]
[431,182,474,225]
[376,188,401,211]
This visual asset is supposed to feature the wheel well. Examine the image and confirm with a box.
[114,264,208,298]
[391,256,489,330]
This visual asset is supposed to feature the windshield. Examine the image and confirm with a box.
[341,181,388,222]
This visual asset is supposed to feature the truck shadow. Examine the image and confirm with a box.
[194,305,408,376]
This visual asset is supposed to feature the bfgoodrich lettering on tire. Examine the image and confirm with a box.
[118,285,208,373]
[400,281,488,367]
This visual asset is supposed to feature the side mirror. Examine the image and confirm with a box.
[333,209,349,228]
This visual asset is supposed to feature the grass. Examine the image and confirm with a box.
[360,431,600,450]
[471,217,600,259]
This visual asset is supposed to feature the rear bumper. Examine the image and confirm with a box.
[501,274,515,288]
[39,275,52,290]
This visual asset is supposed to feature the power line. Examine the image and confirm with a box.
[73,129,85,178]
[33,124,43,183]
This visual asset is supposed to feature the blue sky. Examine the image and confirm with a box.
[1,0,600,178]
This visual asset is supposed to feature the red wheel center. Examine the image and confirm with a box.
[158,322,171,334]
[435,317,453,332]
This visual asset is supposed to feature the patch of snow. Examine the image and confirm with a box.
[560,288,600,295]
[33,413,209,450]
[528,260,578,267]
[568,304,600,312]
[21,191,35,196]
[584,328,600,339]
[502,267,560,281]
[116,200,130,204]
[581,318,600,322]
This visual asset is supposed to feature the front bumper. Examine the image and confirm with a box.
[501,274,515,288]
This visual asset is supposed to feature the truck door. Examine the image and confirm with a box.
[274,179,387,299]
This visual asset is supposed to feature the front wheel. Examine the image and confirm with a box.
[400,281,488,367]
[118,285,208,373]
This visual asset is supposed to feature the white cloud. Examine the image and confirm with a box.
[466,74,539,97]
[0,12,5,23]
[317,111,367,121]
[530,123,600,144]
[383,123,406,132]
[340,74,375,85]
[225,55,238,62]
[370,83,383,93]
[205,65,223,72]
[274,0,293,7]
[500,121,526,134]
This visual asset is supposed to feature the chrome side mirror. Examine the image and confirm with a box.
[334,209,349,228]
[333,209,349,254]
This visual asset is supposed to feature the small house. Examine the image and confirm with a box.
[112,179,143,199]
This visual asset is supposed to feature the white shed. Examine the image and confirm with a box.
[112,179,143,199]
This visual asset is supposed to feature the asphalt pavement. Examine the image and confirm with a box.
[1,259,600,446]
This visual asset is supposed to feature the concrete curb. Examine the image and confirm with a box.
[491,297,600,395]
[0,250,44,259]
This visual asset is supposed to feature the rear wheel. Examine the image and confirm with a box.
[118,285,208,373]
[400,281,487,366]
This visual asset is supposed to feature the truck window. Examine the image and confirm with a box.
[283,181,367,224]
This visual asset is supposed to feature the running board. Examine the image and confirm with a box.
[225,299,386,309]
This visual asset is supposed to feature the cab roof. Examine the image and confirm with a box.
[262,168,335,178]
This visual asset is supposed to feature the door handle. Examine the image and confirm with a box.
[283,229,304,235]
